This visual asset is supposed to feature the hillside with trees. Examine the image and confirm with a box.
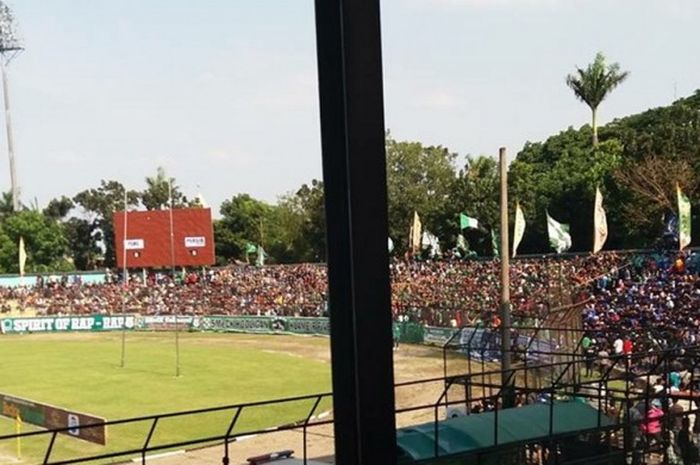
[511,90,700,253]
[0,88,698,272]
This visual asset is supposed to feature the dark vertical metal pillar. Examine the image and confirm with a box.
[314,1,396,465]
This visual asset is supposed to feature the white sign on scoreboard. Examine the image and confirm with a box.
[185,236,206,248]
[124,239,145,250]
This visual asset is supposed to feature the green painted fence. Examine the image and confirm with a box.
[0,314,452,344]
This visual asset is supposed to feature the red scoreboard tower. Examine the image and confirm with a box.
[113,208,215,268]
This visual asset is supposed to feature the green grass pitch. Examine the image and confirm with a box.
[0,332,332,464]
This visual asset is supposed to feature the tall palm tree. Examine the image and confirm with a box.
[142,167,183,210]
[566,52,629,147]
[0,190,17,219]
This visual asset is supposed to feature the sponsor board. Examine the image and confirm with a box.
[139,315,197,331]
[199,316,330,335]
[423,326,459,345]
[0,315,136,334]
[200,316,274,333]
[457,328,557,363]
[0,393,106,445]
[124,239,145,250]
[283,317,330,335]
[184,236,206,248]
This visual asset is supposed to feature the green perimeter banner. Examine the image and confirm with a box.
[199,315,330,335]
[0,315,137,334]
[397,321,426,344]
[0,314,358,339]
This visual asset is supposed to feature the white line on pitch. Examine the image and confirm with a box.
[131,450,185,462]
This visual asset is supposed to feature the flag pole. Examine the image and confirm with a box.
[677,183,681,251]
[259,218,264,248]
[498,147,513,406]
[169,178,180,377]
[120,188,128,368]
[15,414,21,459]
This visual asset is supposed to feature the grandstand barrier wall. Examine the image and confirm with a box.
[0,314,557,351]
[0,314,453,341]
[0,314,333,336]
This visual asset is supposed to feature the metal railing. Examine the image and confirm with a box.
[3,343,700,464]
[0,392,334,465]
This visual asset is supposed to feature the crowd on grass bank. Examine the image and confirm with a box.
[0,253,628,321]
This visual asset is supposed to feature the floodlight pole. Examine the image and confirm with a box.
[120,189,128,368]
[169,179,180,378]
[1,56,19,211]
[499,147,513,405]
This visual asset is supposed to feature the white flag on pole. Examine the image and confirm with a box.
[512,203,526,258]
[409,211,422,255]
[18,236,26,276]
[593,187,608,254]
[421,230,441,257]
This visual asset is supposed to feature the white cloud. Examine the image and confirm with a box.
[196,71,216,83]
[425,0,563,7]
[207,149,235,162]
[415,90,464,109]
[46,149,86,165]
[205,148,256,168]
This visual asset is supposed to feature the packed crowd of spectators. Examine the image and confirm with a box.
[0,253,627,321]
[391,252,624,326]
[0,264,329,317]
[581,251,700,363]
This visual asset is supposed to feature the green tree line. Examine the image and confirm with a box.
[1,53,698,272]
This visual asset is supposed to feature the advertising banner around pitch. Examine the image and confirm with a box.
[457,328,556,363]
[422,326,456,345]
[400,322,426,344]
[0,393,106,445]
[1,315,136,334]
[199,316,330,335]
[139,315,196,331]
[283,317,330,335]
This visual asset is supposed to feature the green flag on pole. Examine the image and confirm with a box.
[546,212,572,253]
[678,183,692,249]
[460,213,479,230]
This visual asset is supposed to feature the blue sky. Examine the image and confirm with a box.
[4,0,700,214]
